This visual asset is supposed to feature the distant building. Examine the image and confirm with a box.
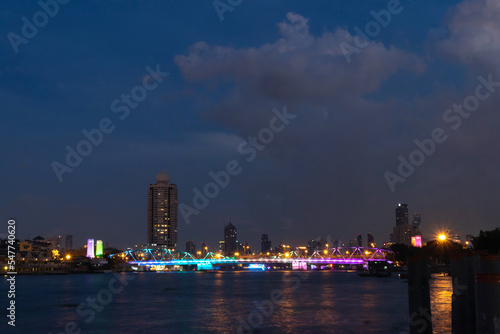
[307,239,325,254]
[224,221,238,256]
[47,236,61,252]
[412,213,421,228]
[393,204,421,246]
[261,234,271,254]
[367,232,374,247]
[357,234,362,247]
[201,242,208,257]
[186,240,196,254]
[348,240,356,247]
[396,204,409,226]
[240,242,251,255]
[87,239,95,258]
[65,235,73,251]
[219,241,225,254]
[147,170,178,249]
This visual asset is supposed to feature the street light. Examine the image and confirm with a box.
[438,234,446,241]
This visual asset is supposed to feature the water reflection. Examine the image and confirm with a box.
[430,273,453,334]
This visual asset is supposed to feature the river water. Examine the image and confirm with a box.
[3,271,451,333]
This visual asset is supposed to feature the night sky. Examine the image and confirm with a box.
[2,0,499,250]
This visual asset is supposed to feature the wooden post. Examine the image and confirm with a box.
[464,254,476,333]
[475,254,500,334]
[408,255,433,334]
[451,253,467,334]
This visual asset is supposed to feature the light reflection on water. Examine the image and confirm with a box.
[4,270,452,333]
[429,273,453,334]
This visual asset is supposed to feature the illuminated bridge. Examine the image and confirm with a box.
[111,247,394,271]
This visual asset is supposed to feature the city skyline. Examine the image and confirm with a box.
[2,0,499,251]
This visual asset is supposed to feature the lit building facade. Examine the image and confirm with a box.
[393,204,421,246]
[87,239,94,258]
[147,170,178,249]
[96,240,103,258]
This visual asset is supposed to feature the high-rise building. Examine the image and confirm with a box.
[224,221,238,256]
[367,232,374,247]
[393,204,421,246]
[357,234,362,247]
[65,234,73,250]
[147,170,178,249]
[219,240,225,254]
[96,240,103,258]
[396,204,409,226]
[201,242,208,257]
[393,225,415,245]
[261,234,271,254]
[186,240,196,254]
[412,213,421,228]
[87,239,94,258]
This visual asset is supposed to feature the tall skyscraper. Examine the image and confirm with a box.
[393,204,421,246]
[147,170,178,249]
[396,203,409,226]
[357,234,362,247]
[87,239,94,258]
[224,221,238,256]
[261,234,271,254]
[96,240,103,258]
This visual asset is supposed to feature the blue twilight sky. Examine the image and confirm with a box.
[1,0,500,250]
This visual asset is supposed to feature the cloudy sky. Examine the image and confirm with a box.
[1,0,500,250]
